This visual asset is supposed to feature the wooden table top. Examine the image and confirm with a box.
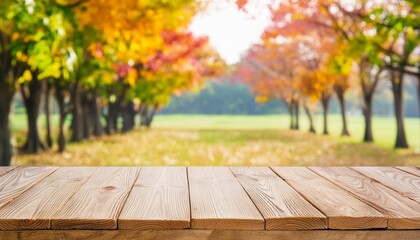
[0,166,419,239]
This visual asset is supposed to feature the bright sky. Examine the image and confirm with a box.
[189,0,272,64]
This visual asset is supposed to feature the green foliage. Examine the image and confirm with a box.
[1,0,76,82]
[1,0,219,106]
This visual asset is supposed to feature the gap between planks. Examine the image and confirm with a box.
[0,167,418,232]
[51,167,140,230]
[0,167,98,230]
[0,167,58,209]
[118,167,190,230]
[352,167,420,203]
[270,167,387,229]
[309,167,420,229]
[188,167,265,230]
[230,167,327,230]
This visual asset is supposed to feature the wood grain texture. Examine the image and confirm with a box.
[310,167,420,229]
[0,167,97,230]
[0,166,17,176]
[1,230,419,240]
[231,167,327,230]
[51,167,139,230]
[396,167,420,177]
[0,167,57,208]
[352,167,420,203]
[271,167,386,229]
[118,167,190,230]
[188,167,264,230]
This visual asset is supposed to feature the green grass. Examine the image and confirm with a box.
[153,114,420,151]
[10,114,420,166]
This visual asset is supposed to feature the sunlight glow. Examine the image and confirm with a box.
[190,0,271,64]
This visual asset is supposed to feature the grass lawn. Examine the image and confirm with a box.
[11,114,420,166]
[153,114,420,151]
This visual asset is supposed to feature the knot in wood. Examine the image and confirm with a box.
[103,186,116,191]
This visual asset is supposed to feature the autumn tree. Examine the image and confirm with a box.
[0,0,15,165]
[365,1,419,148]
[0,0,75,160]
[0,0,220,164]
[245,0,415,144]
[235,42,303,130]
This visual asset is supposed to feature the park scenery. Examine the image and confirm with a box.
[0,0,419,167]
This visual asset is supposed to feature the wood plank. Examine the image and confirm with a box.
[0,167,57,208]
[1,230,419,240]
[51,167,139,230]
[231,167,327,230]
[0,167,97,230]
[396,167,420,177]
[271,167,386,229]
[118,167,190,230]
[352,167,420,202]
[188,167,264,230]
[310,167,420,229]
[0,166,17,176]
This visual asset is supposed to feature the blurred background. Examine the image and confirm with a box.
[0,0,419,166]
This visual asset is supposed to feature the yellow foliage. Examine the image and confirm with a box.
[18,70,32,83]
[75,0,195,65]
[127,69,138,87]
[16,51,28,62]
[255,95,269,103]
[11,32,19,41]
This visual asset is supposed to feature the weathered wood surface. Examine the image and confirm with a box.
[51,167,139,229]
[1,230,419,240]
[0,167,96,230]
[119,167,190,229]
[0,166,16,177]
[271,167,386,229]
[396,166,420,177]
[0,166,418,235]
[231,167,326,230]
[188,167,264,230]
[0,167,57,208]
[353,167,420,203]
[310,167,420,229]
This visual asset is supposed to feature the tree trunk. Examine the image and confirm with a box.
[122,102,129,132]
[288,101,298,130]
[81,90,92,139]
[21,74,46,153]
[391,68,409,148]
[92,90,103,137]
[304,106,315,133]
[145,104,158,128]
[287,102,294,130]
[362,93,374,142]
[0,89,13,165]
[55,86,67,153]
[70,84,84,142]
[45,81,53,148]
[321,92,331,135]
[294,103,299,130]
[139,103,148,127]
[122,101,136,132]
[335,86,350,136]
[106,102,119,134]
[0,31,14,165]
[359,59,382,143]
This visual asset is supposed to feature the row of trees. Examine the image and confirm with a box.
[0,0,225,165]
[234,0,419,147]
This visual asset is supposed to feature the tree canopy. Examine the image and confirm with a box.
[0,0,226,165]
